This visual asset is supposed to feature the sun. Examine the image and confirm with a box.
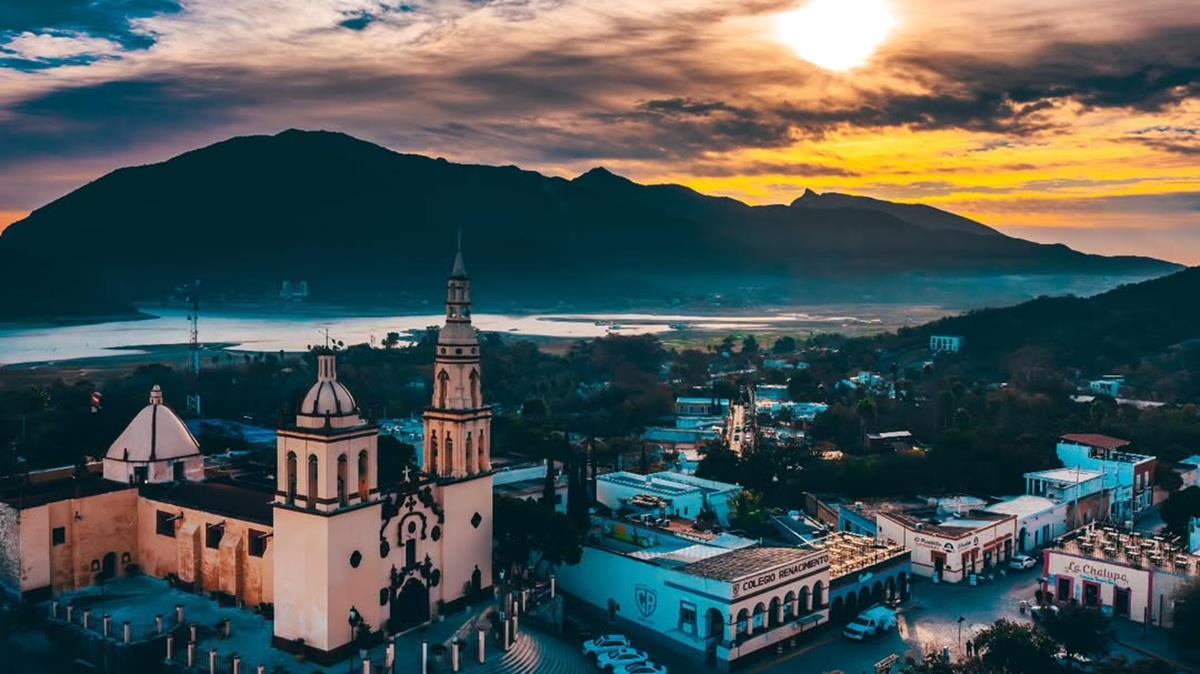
[776,0,897,72]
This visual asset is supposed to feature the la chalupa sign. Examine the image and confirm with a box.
[731,554,829,598]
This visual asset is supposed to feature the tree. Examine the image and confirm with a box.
[728,490,770,537]
[1045,604,1113,665]
[1160,486,1200,538]
[972,619,1057,673]
[696,442,741,484]
[772,336,797,355]
[741,335,759,355]
[381,331,402,349]
[493,496,583,574]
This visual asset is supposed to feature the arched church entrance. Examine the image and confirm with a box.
[390,577,430,634]
[471,566,482,595]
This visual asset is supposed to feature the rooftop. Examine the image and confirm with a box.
[1054,523,1199,578]
[1060,433,1131,451]
[878,509,1014,539]
[139,479,274,526]
[803,532,909,580]
[1025,467,1106,484]
[0,469,131,510]
[984,495,1061,518]
[682,546,826,582]
[597,470,739,498]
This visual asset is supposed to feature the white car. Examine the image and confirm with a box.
[842,606,897,640]
[621,663,667,674]
[596,647,651,672]
[1009,554,1038,570]
[582,635,632,658]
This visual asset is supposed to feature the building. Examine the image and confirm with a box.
[676,396,731,417]
[0,244,499,665]
[876,510,1016,583]
[865,431,916,453]
[1056,434,1155,523]
[596,471,742,525]
[929,335,963,354]
[492,460,566,513]
[1024,467,1109,528]
[1045,524,1199,626]
[984,495,1067,553]
[817,532,911,623]
[1087,376,1124,398]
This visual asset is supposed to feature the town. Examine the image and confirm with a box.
[0,245,1197,674]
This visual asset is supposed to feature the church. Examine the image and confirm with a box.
[0,247,495,664]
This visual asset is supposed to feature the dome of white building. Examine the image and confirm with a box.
[103,385,204,484]
[296,354,363,429]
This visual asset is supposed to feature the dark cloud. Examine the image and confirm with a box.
[1126,126,1200,155]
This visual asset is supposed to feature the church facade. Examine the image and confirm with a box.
[0,247,495,664]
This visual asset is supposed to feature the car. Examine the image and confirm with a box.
[1030,604,1060,623]
[620,662,667,674]
[596,647,651,672]
[1054,650,1094,669]
[843,606,898,640]
[582,635,632,658]
[1009,554,1038,570]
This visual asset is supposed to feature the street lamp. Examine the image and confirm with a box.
[956,616,965,658]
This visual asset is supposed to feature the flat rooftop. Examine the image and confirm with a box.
[984,495,1060,519]
[139,480,274,526]
[598,471,739,497]
[682,546,825,582]
[879,509,1014,538]
[803,532,909,581]
[1026,467,1105,484]
[0,469,132,510]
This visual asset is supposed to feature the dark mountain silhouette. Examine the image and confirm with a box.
[0,129,1179,320]
[885,266,1200,372]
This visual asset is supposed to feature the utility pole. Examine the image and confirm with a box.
[186,280,202,416]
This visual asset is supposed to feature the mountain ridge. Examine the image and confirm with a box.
[0,129,1179,320]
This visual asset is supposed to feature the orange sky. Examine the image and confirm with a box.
[0,0,1196,261]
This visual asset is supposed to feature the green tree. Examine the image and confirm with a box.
[1045,603,1113,665]
[493,496,584,574]
[1170,580,1200,650]
[1160,486,1200,538]
[728,490,770,537]
[972,619,1057,673]
[772,336,797,354]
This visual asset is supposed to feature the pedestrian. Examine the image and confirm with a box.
[965,639,974,657]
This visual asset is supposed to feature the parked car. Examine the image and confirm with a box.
[1009,554,1038,570]
[843,606,897,640]
[582,635,632,658]
[1030,604,1060,623]
[597,647,651,671]
[620,662,668,674]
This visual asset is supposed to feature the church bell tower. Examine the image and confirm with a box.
[423,237,494,605]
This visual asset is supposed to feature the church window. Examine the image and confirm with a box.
[430,434,439,475]
[445,432,454,473]
[337,455,348,507]
[155,511,176,538]
[285,452,298,504]
[349,550,362,568]
[437,370,449,408]
[205,523,224,549]
[469,369,480,407]
[358,450,370,500]
[431,526,442,541]
[307,455,319,509]
[471,512,482,528]
[249,530,268,557]
[173,462,185,481]
[466,433,474,473]
[455,347,463,355]
[52,527,66,545]
[405,539,417,568]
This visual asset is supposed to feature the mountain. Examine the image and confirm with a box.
[886,266,1200,374]
[0,129,1180,320]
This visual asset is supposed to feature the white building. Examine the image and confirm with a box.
[984,495,1067,553]
[929,335,963,354]
[676,397,731,417]
[1046,524,1199,626]
[876,510,1016,583]
[1024,467,1110,529]
[1087,376,1124,398]
[1056,434,1155,523]
[102,385,205,485]
[596,471,742,525]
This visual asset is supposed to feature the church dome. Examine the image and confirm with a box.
[296,355,362,428]
[105,385,200,463]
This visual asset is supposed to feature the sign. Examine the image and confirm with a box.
[1047,552,1148,593]
[731,554,829,597]
[912,534,978,553]
[634,585,657,618]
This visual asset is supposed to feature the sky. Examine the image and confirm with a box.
[0,0,1197,262]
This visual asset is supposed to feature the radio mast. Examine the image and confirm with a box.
[186,279,202,416]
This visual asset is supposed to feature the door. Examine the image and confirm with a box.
[390,577,430,634]
[931,552,946,581]
[100,552,117,580]
[1057,577,1072,602]
[1083,581,1101,608]
[1114,587,1131,617]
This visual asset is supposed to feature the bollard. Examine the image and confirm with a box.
[451,640,460,672]
[257,667,266,674]
[82,610,90,630]
[522,589,528,613]
[65,605,74,623]
[209,648,217,674]
[51,601,59,619]
[362,656,371,674]
[550,575,556,599]
[513,612,520,635]
[190,624,198,644]
[175,604,184,624]
[187,643,196,668]
[386,639,396,673]
[123,621,131,644]
[421,640,428,674]
[166,635,174,661]
[502,619,511,652]
[156,614,164,634]
[232,653,241,674]
[223,618,231,638]
[102,614,111,638]
[478,628,486,663]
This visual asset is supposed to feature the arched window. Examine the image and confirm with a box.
[752,603,765,631]
[286,451,298,504]
[797,586,810,615]
[358,449,370,500]
[478,432,486,469]
[336,454,348,507]
[735,609,748,636]
[430,433,439,475]
[469,369,480,408]
[307,455,319,509]
[437,369,450,408]
[445,431,455,474]
[812,581,825,609]
[783,591,796,620]
[466,432,474,474]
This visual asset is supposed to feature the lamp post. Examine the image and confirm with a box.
[956,616,965,659]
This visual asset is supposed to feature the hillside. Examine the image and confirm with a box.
[0,129,1179,320]
[887,266,1200,375]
